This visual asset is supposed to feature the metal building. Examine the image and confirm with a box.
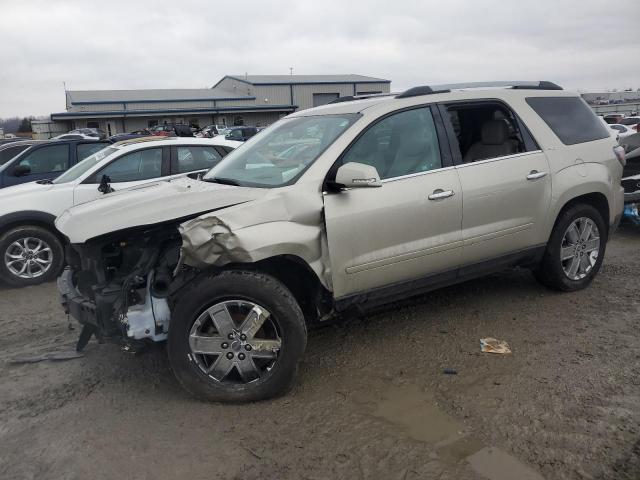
[50,74,390,136]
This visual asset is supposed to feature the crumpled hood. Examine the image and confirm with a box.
[55,177,268,243]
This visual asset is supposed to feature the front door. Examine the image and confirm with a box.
[3,143,70,187]
[323,106,463,298]
[73,146,167,205]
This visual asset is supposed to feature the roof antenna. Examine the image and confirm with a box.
[290,67,293,76]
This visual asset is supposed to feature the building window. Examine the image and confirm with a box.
[313,93,339,107]
[233,115,244,126]
[148,120,158,128]
[87,121,100,129]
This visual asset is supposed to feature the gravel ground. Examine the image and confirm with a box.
[1,225,639,480]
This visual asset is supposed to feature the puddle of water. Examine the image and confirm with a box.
[467,446,545,480]
[371,385,464,445]
[368,385,546,480]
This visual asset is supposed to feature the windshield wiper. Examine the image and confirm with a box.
[204,177,241,186]
[36,179,53,184]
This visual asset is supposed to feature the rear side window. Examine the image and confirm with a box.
[77,142,109,161]
[173,146,223,173]
[526,97,610,145]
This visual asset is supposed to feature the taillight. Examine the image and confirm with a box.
[614,145,627,167]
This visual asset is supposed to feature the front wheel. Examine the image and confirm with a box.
[167,270,307,402]
[0,225,65,287]
[534,204,607,291]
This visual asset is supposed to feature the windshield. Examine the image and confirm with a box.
[620,118,640,126]
[52,146,118,184]
[204,114,359,187]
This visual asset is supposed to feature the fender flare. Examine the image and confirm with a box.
[0,210,60,236]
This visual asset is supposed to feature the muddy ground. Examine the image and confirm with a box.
[1,225,639,480]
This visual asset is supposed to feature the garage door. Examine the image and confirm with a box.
[313,93,340,107]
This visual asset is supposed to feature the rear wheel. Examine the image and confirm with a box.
[167,270,307,402]
[534,204,606,291]
[0,225,65,287]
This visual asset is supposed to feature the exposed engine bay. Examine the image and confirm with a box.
[58,221,194,351]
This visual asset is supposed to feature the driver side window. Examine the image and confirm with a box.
[341,107,442,180]
[18,144,69,174]
[91,147,163,183]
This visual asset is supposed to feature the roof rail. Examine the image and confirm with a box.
[395,81,563,99]
[328,92,396,104]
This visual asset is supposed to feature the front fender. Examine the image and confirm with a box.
[178,190,331,290]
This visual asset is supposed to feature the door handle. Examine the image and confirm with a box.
[428,189,455,200]
[526,170,547,180]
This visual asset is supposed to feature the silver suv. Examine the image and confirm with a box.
[56,81,625,402]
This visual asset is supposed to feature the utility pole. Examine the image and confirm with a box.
[289,67,293,76]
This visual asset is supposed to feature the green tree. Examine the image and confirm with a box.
[17,117,33,133]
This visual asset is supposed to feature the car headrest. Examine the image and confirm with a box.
[481,120,509,145]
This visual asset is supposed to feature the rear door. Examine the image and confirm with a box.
[169,145,226,178]
[323,105,464,298]
[73,146,169,205]
[440,101,552,266]
[75,141,111,165]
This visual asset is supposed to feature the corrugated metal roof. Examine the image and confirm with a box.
[221,74,391,85]
[66,87,251,104]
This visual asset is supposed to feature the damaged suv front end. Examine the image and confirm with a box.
[58,220,182,350]
[56,112,357,370]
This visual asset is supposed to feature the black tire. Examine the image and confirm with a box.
[534,204,607,291]
[167,270,307,403]
[0,225,65,287]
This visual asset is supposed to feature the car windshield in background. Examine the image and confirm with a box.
[52,146,118,184]
[620,118,640,126]
[204,114,360,187]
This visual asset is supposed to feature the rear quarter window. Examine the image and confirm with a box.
[526,97,610,145]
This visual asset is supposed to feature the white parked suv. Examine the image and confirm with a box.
[56,81,625,402]
[0,137,241,287]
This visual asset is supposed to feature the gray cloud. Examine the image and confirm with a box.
[0,0,638,117]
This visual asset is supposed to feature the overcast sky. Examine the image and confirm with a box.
[1,0,638,117]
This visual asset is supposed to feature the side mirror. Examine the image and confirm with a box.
[97,174,114,194]
[12,164,31,177]
[334,162,382,189]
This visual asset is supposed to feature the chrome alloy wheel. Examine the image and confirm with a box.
[560,217,600,281]
[4,237,53,279]
[189,300,282,383]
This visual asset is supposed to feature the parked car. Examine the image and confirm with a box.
[109,130,153,142]
[225,126,259,141]
[0,140,46,166]
[619,132,640,203]
[150,124,193,137]
[608,124,637,141]
[0,138,112,189]
[603,114,625,125]
[619,116,640,131]
[0,137,33,146]
[56,81,624,402]
[197,124,227,138]
[0,137,240,287]
[54,128,107,140]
